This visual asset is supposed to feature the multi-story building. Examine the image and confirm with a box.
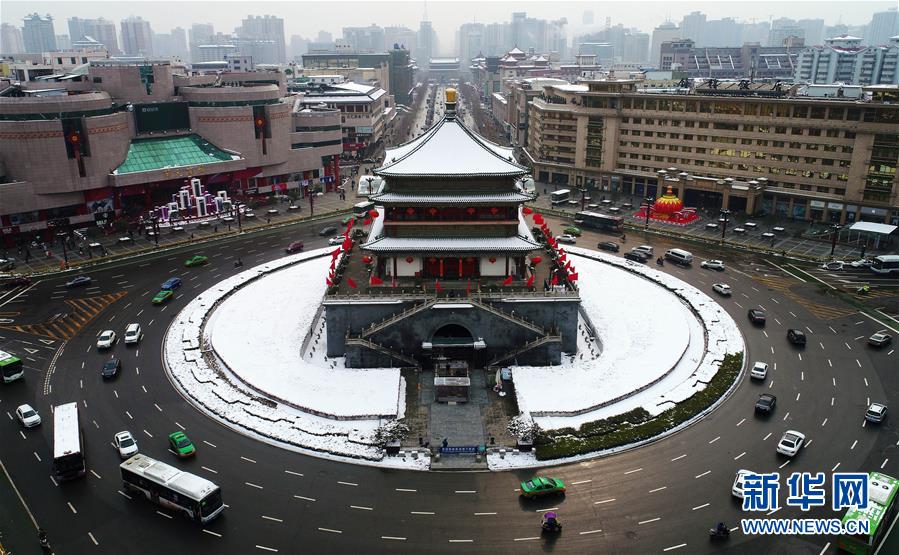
[0,62,340,246]
[659,39,801,80]
[301,50,415,102]
[575,24,649,65]
[866,8,899,47]
[5,48,110,81]
[22,14,57,54]
[388,47,414,105]
[384,26,417,55]
[525,79,899,225]
[120,16,153,57]
[55,35,71,51]
[796,35,899,86]
[239,15,285,63]
[650,21,680,67]
[342,25,386,53]
[67,17,119,55]
[1,24,25,55]
[294,81,390,156]
[458,23,485,69]
[505,77,569,147]
[418,21,437,65]
[153,28,189,60]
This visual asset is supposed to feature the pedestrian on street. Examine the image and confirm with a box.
[24,249,31,262]
[442,438,449,449]
[214,225,218,233]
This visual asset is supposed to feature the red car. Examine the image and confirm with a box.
[285,241,304,254]
[1,276,31,289]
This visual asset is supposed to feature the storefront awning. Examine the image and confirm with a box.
[849,221,897,235]
[113,134,240,175]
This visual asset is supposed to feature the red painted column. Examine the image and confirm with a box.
[439,258,444,278]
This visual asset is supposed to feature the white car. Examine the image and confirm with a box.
[96,330,117,349]
[866,403,887,424]
[712,283,732,297]
[114,431,139,458]
[701,259,726,271]
[732,469,753,498]
[821,261,844,271]
[15,404,41,427]
[776,430,806,457]
[328,236,345,246]
[633,245,653,256]
[849,258,873,268]
[124,323,143,345]
[750,361,769,380]
[556,234,577,244]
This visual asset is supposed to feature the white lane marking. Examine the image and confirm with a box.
[245,482,264,489]
[157,510,173,519]
[649,486,667,493]
[318,528,342,534]
[819,543,830,555]
[857,359,862,368]
[125,410,133,420]
[671,454,686,461]
[734,452,746,460]
[201,466,218,474]
[851,440,858,450]
[410,511,435,515]
[767,507,782,516]
[50,476,58,487]
[143,430,153,438]
[395,488,416,492]
[571,479,592,485]
[88,532,98,546]
[594,498,616,505]
[796,393,801,402]
[241,456,257,463]
[708,436,720,444]
[255,546,278,552]
[203,440,217,448]
[474,512,497,516]
[381,536,406,541]
[779,460,791,469]
[175,421,185,430]
[202,529,222,538]
[882,459,889,469]
[514,537,540,541]
[864,377,869,387]
[692,503,710,510]
[579,529,603,535]
[68,502,77,514]
[350,505,373,511]
[736,418,746,427]
[663,544,687,552]
[822,418,828,427]
[624,467,643,474]
[536,507,559,513]
[638,517,661,525]
[293,495,316,502]
[284,470,303,477]
[90,469,101,479]
[338,481,358,487]
[783,411,791,421]
[695,470,711,479]
[454,489,476,493]
[262,515,283,523]
[448,539,474,543]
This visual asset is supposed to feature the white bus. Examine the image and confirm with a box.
[550,189,571,205]
[53,402,85,481]
[871,255,899,276]
[121,454,224,523]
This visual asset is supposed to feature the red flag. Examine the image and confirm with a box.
[565,261,572,271]
[526,275,535,287]
[342,238,352,250]
[329,259,335,269]
[370,275,383,285]
[557,248,565,255]
[502,275,513,286]
[326,278,332,286]
[363,217,372,225]
[331,248,341,259]
[568,272,579,281]
[522,207,533,215]
[346,218,355,228]
[368,209,379,219]
[435,280,443,292]
[551,274,558,286]
[347,277,358,288]
[534,214,544,225]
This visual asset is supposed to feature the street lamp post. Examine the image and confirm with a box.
[829,223,843,258]
[719,209,731,242]
[644,196,655,230]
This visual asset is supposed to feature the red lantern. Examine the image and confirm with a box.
[429,257,437,263]
[255,116,266,128]
[68,132,81,144]
[534,214,544,225]
[368,209,379,219]
[466,207,476,216]
[428,207,438,216]
[406,207,416,215]
[405,256,414,264]
[522,207,533,215]
[489,207,499,215]
[362,256,373,264]
[489,257,497,264]
[531,256,542,264]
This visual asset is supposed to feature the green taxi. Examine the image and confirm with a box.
[184,255,209,267]
[563,226,582,237]
[152,290,173,305]
[168,431,196,458]
[520,476,566,498]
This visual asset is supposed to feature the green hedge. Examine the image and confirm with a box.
[535,352,743,460]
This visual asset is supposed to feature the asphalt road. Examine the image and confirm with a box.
[0,215,897,554]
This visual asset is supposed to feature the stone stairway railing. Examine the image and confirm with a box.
[466,298,547,335]
[360,298,439,338]
[488,334,562,367]
[345,336,420,368]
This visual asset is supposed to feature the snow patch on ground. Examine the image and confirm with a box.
[163,248,422,468]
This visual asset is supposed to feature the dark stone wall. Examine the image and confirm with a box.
[325,297,580,367]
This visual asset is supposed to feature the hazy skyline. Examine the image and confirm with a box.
[3,0,895,55]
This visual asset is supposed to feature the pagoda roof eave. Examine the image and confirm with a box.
[370,192,536,204]
[360,236,541,253]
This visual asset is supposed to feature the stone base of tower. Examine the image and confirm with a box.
[323,293,580,369]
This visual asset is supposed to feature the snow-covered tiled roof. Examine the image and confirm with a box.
[369,191,535,204]
[361,235,540,252]
[376,118,528,178]
[508,47,525,55]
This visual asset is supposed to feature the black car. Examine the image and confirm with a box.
[787,329,807,346]
[1,276,31,289]
[755,393,777,414]
[624,250,650,263]
[101,358,121,379]
[748,308,766,326]
[319,226,338,237]
[597,241,620,253]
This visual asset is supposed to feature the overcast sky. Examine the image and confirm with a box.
[3,0,894,54]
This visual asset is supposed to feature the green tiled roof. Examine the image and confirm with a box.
[114,134,237,175]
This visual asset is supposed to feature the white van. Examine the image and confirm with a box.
[665,248,693,265]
